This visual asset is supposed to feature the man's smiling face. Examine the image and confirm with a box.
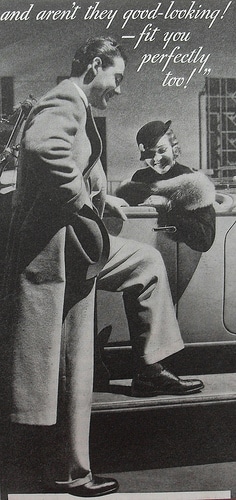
[88,56,125,110]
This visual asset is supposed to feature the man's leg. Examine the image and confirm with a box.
[55,279,95,488]
[56,279,119,496]
[97,235,204,396]
[98,235,184,366]
[62,281,95,485]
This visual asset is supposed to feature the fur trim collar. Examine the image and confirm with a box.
[151,171,215,210]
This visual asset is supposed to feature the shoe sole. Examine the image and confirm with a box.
[68,484,119,497]
[131,385,204,398]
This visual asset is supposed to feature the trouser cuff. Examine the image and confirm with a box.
[142,340,185,365]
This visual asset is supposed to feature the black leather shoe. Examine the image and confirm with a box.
[68,475,119,497]
[131,368,204,397]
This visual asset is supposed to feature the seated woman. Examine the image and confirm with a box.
[116,120,216,252]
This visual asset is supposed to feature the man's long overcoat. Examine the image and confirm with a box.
[1,79,109,425]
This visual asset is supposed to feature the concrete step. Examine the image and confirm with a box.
[7,491,232,499]
[92,372,236,413]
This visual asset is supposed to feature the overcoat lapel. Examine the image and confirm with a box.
[83,105,102,181]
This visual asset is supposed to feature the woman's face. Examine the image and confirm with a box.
[145,134,174,174]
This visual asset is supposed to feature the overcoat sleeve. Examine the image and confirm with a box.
[22,92,91,220]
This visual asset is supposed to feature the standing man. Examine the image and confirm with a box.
[1,37,126,497]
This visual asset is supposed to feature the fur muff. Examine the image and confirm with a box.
[151,171,215,210]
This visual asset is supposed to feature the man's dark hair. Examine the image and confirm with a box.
[71,36,127,77]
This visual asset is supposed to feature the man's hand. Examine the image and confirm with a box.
[105,194,129,220]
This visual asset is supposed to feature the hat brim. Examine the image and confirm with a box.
[140,120,172,160]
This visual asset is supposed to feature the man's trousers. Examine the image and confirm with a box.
[97,235,184,366]
[57,233,184,484]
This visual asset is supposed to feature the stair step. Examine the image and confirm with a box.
[92,373,236,413]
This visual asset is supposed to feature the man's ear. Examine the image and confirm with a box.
[84,57,102,84]
[91,57,103,75]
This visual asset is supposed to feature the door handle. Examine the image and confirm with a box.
[152,225,177,233]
